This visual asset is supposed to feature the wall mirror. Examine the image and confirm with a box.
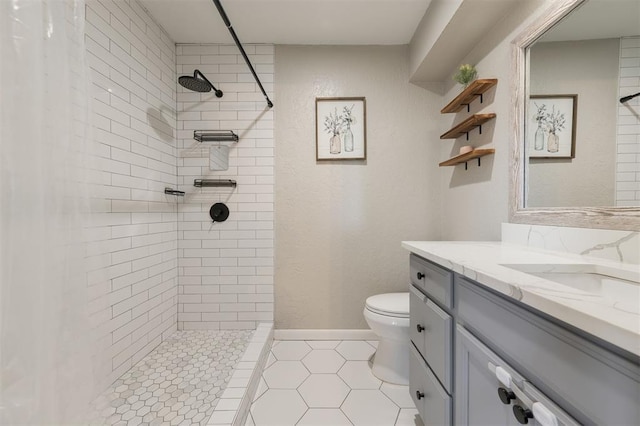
[510,0,640,230]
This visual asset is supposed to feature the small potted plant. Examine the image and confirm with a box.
[453,64,478,88]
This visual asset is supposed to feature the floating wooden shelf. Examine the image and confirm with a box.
[440,113,496,140]
[441,79,498,113]
[439,149,495,168]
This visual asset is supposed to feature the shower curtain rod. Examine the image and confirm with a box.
[212,0,274,108]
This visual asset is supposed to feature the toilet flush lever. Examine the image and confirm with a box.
[417,272,425,280]
[417,324,425,333]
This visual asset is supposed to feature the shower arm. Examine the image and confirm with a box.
[211,0,274,108]
[195,69,218,92]
[620,91,640,104]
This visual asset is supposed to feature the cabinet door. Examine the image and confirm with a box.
[456,325,520,426]
[410,344,452,426]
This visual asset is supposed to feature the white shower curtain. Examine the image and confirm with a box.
[0,0,94,423]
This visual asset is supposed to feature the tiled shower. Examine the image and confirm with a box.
[85,0,274,387]
[47,0,276,421]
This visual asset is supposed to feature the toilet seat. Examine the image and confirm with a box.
[365,293,409,318]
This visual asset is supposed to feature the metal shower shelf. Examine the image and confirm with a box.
[194,179,237,188]
[194,130,239,143]
[164,188,185,196]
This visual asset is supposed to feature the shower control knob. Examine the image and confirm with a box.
[417,272,425,280]
[498,387,516,404]
[416,391,425,400]
[513,405,533,424]
[416,324,425,333]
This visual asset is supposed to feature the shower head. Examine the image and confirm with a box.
[178,70,223,97]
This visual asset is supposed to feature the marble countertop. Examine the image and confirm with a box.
[402,241,640,356]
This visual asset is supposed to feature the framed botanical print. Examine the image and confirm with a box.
[316,97,366,161]
[528,95,577,158]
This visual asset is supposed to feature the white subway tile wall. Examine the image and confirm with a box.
[176,44,275,330]
[85,0,179,392]
[617,36,640,206]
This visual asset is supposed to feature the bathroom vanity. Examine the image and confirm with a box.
[404,241,640,426]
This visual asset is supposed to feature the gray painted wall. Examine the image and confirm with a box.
[274,45,442,329]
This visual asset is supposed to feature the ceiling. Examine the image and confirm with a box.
[139,0,432,45]
[539,0,639,43]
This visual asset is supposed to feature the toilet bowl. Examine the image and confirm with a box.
[364,292,410,385]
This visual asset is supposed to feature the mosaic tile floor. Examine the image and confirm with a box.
[246,340,424,426]
[88,330,253,426]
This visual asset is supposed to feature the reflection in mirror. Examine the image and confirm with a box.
[525,0,639,208]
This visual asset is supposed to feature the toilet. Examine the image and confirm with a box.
[364,292,410,385]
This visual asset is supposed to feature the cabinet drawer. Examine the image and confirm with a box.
[410,344,452,426]
[410,254,453,309]
[410,286,453,393]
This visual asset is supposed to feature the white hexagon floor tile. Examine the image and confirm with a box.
[86,330,252,426]
[264,352,276,369]
[248,340,419,426]
[253,377,268,402]
[301,349,346,374]
[251,389,307,425]
[306,340,340,349]
[262,360,310,389]
[338,360,383,389]
[342,389,400,426]
[271,340,312,360]
[297,409,353,425]
[396,408,425,426]
[298,374,350,408]
[381,382,416,408]
[335,340,376,360]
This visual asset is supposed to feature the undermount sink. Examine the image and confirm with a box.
[500,263,640,314]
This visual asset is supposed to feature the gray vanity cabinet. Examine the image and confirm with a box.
[456,275,640,425]
[408,252,640,426]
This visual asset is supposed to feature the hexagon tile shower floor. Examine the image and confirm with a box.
[87,330,253,425]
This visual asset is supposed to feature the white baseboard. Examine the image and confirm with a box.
[274,329,377,341]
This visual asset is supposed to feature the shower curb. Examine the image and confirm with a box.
[206,322,274,426]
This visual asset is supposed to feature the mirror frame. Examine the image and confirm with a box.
[510,0,640,231]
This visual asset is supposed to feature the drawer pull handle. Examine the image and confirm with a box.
[416,324,425,333]
[497,387,515,405]
[416,272,425,280]
[416,390,425,400]
[513,405,533,424]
